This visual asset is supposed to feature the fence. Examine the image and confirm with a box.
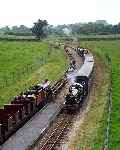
[0,55,48,89]
[0,43,61,89]
[103,54,112,150]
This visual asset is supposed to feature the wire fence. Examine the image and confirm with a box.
[0,43,62,90]
[0,49,53,89]
[103,54,112,150]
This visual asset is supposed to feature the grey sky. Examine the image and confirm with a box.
[0,0,120,27]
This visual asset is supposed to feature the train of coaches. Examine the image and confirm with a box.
[0,46,94,144]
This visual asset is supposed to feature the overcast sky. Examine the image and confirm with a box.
[0,0,120,27]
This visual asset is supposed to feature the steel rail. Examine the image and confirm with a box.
[39,118,69,150]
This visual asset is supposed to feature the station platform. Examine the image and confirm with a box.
[1,102,62,150]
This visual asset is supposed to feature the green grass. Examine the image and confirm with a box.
[80,40,120,150]
[0,41,68,107]
[47,34,120,43]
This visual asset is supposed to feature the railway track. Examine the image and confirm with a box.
[39,118,68,150]
[32,113,73,150]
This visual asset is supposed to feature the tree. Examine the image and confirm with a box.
[31,19,48,39]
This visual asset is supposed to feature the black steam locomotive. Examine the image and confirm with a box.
[64,48,94,111]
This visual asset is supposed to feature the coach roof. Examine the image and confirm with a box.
[76,53,94,78]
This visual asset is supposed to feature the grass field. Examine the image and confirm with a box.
[80,40,120,150]
[1,39,119,149]
[0,41,68,107]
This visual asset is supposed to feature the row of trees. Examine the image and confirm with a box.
[69,22,120,35]
[1,19,120,39]
[0,25,31,35]
[47,20,120,35]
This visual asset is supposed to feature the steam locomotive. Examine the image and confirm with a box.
[64,48,94,111]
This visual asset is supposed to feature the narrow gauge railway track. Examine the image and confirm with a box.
[39,117,69,150]
[31,113,73,150]
[51,76,68,99]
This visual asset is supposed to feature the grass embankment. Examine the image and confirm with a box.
[0,41,68,107]
[76,40,120,150]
